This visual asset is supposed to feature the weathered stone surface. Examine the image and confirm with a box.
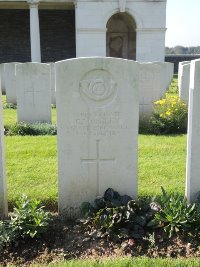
[4,62,20,104]
[50,63,56,105]
[16,63,51,123]
[76,0,166,62]
[186,59,200,202]
[56,57,139,217]
[179,63,190,103]
[178,61,190,90]
[154,62,174,94]
[0,64,6,94]
[165,62,174,90]
[0,87,8,217]
[139,62,169,118]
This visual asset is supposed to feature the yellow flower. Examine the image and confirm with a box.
[166,111,171,116]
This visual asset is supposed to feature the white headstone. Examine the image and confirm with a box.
[178,61,190,90]
[0,87,8,217]
[16,63,51,123]
[179,63,190,104]
[0,64,6,94]
[139,62,166,118]
[50,63,56,105]
[186,59,200,202]
[166,62,174,89]
[56,57,139,217]
[4,62,20,104]
[154,62,174,94]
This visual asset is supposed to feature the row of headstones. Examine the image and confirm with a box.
[0,62,56,105]
[0,58,174,218]
[0,63,55,123]
[0,61,174,124]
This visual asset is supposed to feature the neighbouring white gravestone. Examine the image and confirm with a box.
[179,63,190,103]
[16,63,51,123]
[186,59,200,202]
[178,61,190,90]
[56,57,139,217]
[4,62,20,104]
[154,62,174,94]
[0,64,6,94]
[50,63,56,105]
[166,62,174,90]
[139,62,166,118]
[0,87,8,217]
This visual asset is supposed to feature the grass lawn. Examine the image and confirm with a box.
[5,134,187,208]
[6,136,58,207]
[2,76,187,207]
[30,258,200,267]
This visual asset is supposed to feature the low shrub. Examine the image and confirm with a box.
[149,96,188,134]
[81,188,159,239]
[3,103,17,109]
[149,187,200,237]
[82,188,200,241]
[0,195,50,249]
[4,122,57,136]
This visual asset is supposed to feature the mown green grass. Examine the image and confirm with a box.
[5,134,187,207]
[6,136,58,207]
[166,74,178,96]
[138,134,187,196]
[30,257,200,267]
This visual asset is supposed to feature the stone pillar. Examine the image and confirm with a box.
[0,88,8,218]
[28,0,41,62]
[75,2,107,57]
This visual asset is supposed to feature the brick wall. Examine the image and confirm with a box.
[39,10,76,62]
[0,10,31,63]
[0,9,76,63]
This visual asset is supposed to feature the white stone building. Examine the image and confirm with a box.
[0,0,167,63]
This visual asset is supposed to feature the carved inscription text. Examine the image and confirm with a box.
[66,111,128,136]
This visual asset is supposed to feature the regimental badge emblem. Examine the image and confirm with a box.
[79,70,117,107]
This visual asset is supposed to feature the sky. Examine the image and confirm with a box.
[166,0,200,47]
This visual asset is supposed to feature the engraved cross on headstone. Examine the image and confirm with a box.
[25,85,40,106]
[81,140,115,196]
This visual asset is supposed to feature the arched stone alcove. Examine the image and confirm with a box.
[106,12,136,60]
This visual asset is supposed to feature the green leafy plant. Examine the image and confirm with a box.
[4,122,57,136]
[150,187,200,238]
[0,220,14,249]
[82,188,159,239]
[10,195,50,238]
[143,232,157,249]
[0,195,50,249]
[149,96,188,134]
[3,103,17,109]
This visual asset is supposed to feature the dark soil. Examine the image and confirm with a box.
[1,214,200,266]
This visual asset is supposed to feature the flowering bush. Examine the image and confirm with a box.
[150,96,188,134]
